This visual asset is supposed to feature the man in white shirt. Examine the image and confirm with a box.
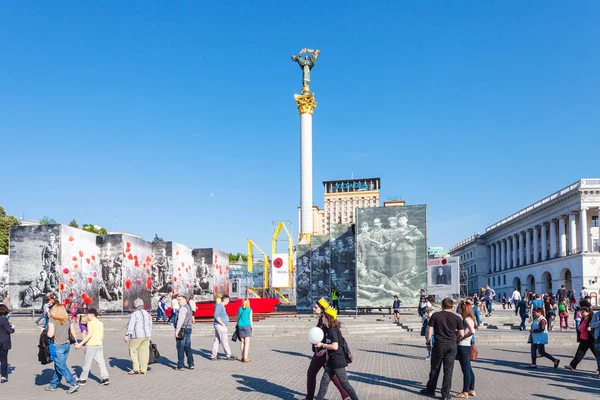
[579,287,589,301]
[170,294,180,327]
[510,288,522,316]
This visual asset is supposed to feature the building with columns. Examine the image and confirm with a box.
[450,179,600,304]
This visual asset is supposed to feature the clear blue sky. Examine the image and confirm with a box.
[1,2,599,253]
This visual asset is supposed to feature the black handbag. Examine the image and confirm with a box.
[148,341,161,364]
[69,324,77,345]
[232,325,240,342]
[176,329,185,340]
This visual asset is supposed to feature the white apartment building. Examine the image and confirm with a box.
[450,179,600,304]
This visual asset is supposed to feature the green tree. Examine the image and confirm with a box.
[39,216,57,225]
[152,234,165,244]
[0,206,20,254]
[228,252,248,263]
[82,224,108,235]
[68,219,79,228]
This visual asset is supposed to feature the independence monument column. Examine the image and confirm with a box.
[292,48,320,244]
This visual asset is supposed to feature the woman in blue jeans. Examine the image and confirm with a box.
[45,304,79,394]
[156,296,167,324]
[528,307,560,369]
[455,303,476,398]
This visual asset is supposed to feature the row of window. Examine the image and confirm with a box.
[461,251,475,261]
[488,275,507,287]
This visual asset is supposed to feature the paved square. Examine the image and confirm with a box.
[1,330,598,399]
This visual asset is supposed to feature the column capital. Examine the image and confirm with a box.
[294,93,317,115]
[580,206,589,212]
[540,221,548,226]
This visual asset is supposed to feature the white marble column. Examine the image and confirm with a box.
[512,235,518,268]
[525,229,532,265]
[550,219,557,258]
[518,232,525,266]
[541,223,548,261]
[506,238,511,269]
[533,226,539,263]
[495,242,501,272]
[296,94,316,241]
[580,208,588,253]
[500,240,506,270]
[568,213,577,253]
[559,216,567,256]
[490,245,495,272]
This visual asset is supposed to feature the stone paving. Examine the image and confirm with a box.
[1,330,598,399]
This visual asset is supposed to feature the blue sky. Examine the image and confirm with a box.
[1,2,599,253]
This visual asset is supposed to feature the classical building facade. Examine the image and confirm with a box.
[450,179,600,304]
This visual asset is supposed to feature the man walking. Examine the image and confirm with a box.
[211,295,235,361]
[124,298,152,375]
[174,294,194,371]
[510,287,522,316]
[556,285,568,303]
[484,285,496,317]
[75,308,109,385]
[421,298,464,400]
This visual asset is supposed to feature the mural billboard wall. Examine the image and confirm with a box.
[330,224,357,308]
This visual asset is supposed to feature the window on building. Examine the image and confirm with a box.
[488,278,491,286]
[593,216,599,227]
[593,239,599,251]
[503,275,506,285]
[493,277,496,286]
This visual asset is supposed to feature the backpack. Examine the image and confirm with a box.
[341,335,353,364]
[558,303,566,312]
[38,330,52,365]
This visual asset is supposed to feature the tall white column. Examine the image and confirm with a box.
[490,245,495,272]
[495,242,501,272]
[295,94,317,241]
[559,216,567,256]
[505,238,511,269]
[519,232,525,266]
[512,235,518,268]
[541,223,548,261]
[568,213,577,253]
[550,219,557,258]
[579,208,588,253]
[525,229,532,265]
[533,226,539,263]
[500,240,506,270]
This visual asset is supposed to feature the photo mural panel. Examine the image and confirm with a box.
[192,248,214,301]
[9,225,62,310]
[97,235,124,311]
[60,226,101,309]
[121,235,153,310]
[0,255,8,300]
[356,205,427,307]
[295,244,311,310]
[213,249,230,297]
[150,241,171,309]
[330,224,357,308]
[170,242,195,298]
[310,235,331,304]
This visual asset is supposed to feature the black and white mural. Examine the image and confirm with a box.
[310,235,331,304]
[0,255,9,300]
[295,244,311,310]
[191,248,229,301]
[330,224,357,308]
[356,205,427,307]
[121,235,153,310]
[170,243,195,298]
[9,225,62,310]
[97,235,124,311]
[150,241,172,309]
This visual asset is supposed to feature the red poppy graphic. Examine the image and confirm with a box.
[88,277,93,284]
[92,271,97,277]
[128,253,134,260]
[136,279,142,285]
[134,260,140,267]
[86,258,90,264]
[72,256,77,261]
[173,277,177,282]
[70,291,75,298]
[145,256,152,263]
[73,264,78,269]
[69,236,74,242]
[79,251,84,257]
[178,267,181,272]
[145,277,152,291]
[181,262,184,267]
[122,252,126,258]
[126,242,131,248]
[91,255,96,261]
[68,278,74,284]
[214,286,218,294]
[145,269,150,274]
[186,283,190,288]
[82,294,93,304]
[176,251,180,256]
[125,247,130,253]
[63,268,70,274]
[64,298,71,305]
[125,279,132,290]
[60,283,65,291]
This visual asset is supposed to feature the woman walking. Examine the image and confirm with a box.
[156,296,167,324]
[454,303,476,398]
[543,297,556,331]
[564,307,597,371]
[45,304,80,393]
[237,299,254,362]
[558,298,569,331]
[305,298,349,400]
[0,304,15,383]
[314,307,359,400]
[528,307,560,369]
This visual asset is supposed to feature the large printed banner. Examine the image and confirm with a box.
[330,224,356,308]
[271,253,290,288]
[356,205,427,307]
[0,255,8,300]
[427,256,460,298]
[295,244,312,310]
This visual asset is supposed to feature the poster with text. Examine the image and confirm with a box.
[427,256,460,297]
[356,205,427,307]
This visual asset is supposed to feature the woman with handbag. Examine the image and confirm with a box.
[0,304,15,383]
[528,307,560,369]
[237,298,253,363]
[564,307,597,371]
[454,302,476,398]
[305,298,349,400]
[45,304,79,393]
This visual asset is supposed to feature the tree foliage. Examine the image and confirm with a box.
[82,224,108,235]
[152,234,165,244]
[68,219,79,228]
[0,206,20,254]
[228,252,248,263]
[39,216,57,225]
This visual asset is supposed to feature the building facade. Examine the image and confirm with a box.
[322,178,380,233]
[450,179,600,304]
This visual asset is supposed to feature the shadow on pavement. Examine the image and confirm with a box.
[347,370,424,395]
[271,349,312,359]
[232,374,304,399]
[359,349,425,360]
[35,368,55,386]
[192,348,213,360]
[108,357,132,372]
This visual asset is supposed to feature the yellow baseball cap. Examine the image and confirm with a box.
[317,298,330,310]
[324,306,337,320]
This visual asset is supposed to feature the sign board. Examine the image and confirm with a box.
[427,256,460,297]
[271,253,290,288]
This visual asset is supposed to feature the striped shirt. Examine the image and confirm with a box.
[126,309,152,339]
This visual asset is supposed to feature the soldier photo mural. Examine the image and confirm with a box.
[330,224,357,308]
[356,205,427,307]
[295,244,312,310]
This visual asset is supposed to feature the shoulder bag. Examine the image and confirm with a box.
[469,344,478,361]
